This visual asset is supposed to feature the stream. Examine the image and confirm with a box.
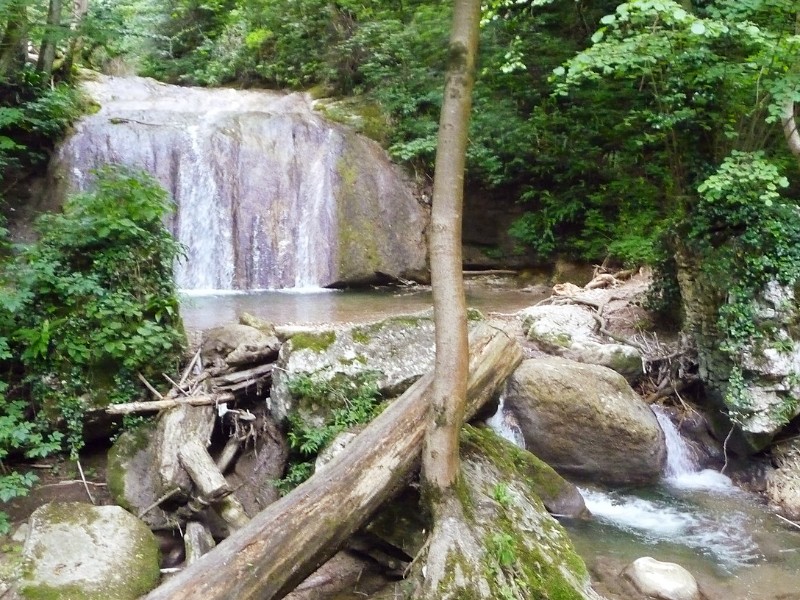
[179,277,547,331]
[564,409,800,600]
[184,286,800,599]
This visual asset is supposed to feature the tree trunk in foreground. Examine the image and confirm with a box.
[142,323,522,600]
[417,0,481,596]
[422,0,481,498]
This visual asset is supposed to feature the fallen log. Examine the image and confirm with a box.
[211,363,274,387]
[142,323,522,600]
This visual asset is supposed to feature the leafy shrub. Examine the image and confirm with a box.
[6,165,185,459]
[278,371,382,493]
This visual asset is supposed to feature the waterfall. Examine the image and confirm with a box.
[652,406,734,491]
[50,75,428,291]
[653,407,698,478]
[486,393,526,449]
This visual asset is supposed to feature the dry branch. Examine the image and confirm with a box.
[105,393,235,415]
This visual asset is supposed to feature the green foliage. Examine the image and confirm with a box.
[0,74,85,196]
[277,371,382,493]
[689,151,799,355]
[491,482,512,508]
[4,165,185,459]
[681,151,800,419]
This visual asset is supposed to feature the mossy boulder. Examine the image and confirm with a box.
[16,502,160,600]
[520,304,643,382]
[106,423,173,530]
[271,311,483,425]
[407,425,602,600]
[506,357,666,485]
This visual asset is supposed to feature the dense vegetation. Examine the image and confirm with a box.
[0,166,184,532]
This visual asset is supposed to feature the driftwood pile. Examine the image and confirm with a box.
[142,322,522,600]
[104,316,284,567]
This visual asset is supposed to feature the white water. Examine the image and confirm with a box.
[486,393,526,449]
[579,407,762,571]
[654,407,737,492]
[54,75,428,291]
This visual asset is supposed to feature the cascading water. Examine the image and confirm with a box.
[486,401,766,571]
[485,392,526,449]
[49,75,428,291]
[579,407,761,571]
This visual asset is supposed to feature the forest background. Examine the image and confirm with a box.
[0,0,799,532]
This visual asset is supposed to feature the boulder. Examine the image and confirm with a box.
[505,357,666,484]
[406,424,602,599]
[107,423,173,530]
[15,502,160,600]
[271,310,466,424]
[466,425,589,519]
[201,323,281,369]
[520,304,643,381]
[622,556,700,600]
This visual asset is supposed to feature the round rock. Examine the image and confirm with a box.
[18,502,160,600]
[623,556,700,600]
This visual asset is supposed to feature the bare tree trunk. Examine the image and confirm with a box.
[0,0,28,79]
[783,14,800,163]
[421,0,481,502]
[36,0,62,77]
[415,3,481,597]
[62,0,88,76]
[141,324,521,600]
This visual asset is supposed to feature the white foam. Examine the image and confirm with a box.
[580,488,761,568]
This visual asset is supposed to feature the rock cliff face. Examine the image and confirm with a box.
[48,75,428,290]
[677,249,800,453]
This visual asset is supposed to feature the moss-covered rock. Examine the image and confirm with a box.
[271,310,485,425]
[520,304,643,382]
[16,503,160,600]
[106,423,172,530]
[407,425,601,600]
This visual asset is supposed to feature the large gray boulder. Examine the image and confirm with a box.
[520,304,643,382]
[15,502,160,600]
[505,357,666,484]
[270,311,447,425]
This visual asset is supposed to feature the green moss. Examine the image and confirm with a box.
[467,308,485,322]
[21,504,160,600]
[461,425,573,505]
[316,97,391,144]
[290,331,336,353]
[106,424,154,509]
[353,314,432,343]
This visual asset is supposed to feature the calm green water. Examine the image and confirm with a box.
[180,281,545,331]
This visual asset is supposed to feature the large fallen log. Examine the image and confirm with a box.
[142,322,522,600]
